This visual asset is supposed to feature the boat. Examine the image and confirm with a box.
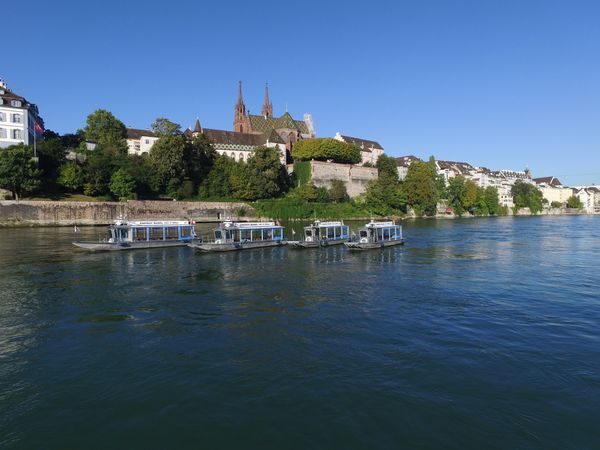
[344,220,404,250]
[73,219,200,251]
[289,220,350,248]
[188,220,286,252]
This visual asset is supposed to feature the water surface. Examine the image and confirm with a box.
[0,216,599,449]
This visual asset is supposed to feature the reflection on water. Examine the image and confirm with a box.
[0,216,599,449]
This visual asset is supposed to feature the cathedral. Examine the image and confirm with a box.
[184,82,316,164]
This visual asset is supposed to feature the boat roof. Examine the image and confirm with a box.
[221,221,282,229]
[113,220,193,227]
[309,220,345,228]
[365,220,398,228]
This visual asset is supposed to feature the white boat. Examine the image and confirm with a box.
[344,220,404,250]
[73,219,200,251]
[289,220,350,248]
[188,221,286,252]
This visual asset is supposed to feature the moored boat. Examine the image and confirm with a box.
[344,220,404,250]
[289,220,350,248]
[73,219,200,251]
[188,221,286,252]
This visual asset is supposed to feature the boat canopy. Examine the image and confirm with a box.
[214,221,284,242]
[108,220,196,242]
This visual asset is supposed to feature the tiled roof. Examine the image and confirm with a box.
[340,135,384,152]
[395,155,422,167]
[203,128,278,147]
[437,160,475,174]
[533,176,562,187]
[126,128,157,140]
[248,112,309,134]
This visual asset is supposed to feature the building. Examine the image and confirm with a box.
[573,187,600,214]
[333,132,384,166]
[233,82,315,156]
[126,128,159,155]
[183,118,287,164]
[0,78,44,149]
[395,155,422,180]
[533,177,573,205]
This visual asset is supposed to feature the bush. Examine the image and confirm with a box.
[291,138,361,164]
[328,179,349,203]
[566,195,583,209]
[550,201,562,208]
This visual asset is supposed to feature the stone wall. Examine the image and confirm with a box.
[308,161,378,198]
[0,200,255,226]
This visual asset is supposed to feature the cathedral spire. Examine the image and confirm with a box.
[261,82,273,118]
[193,117,202,136]
[233,80,251,133]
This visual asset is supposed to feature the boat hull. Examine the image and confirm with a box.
[344,239,405,251]
[73,239,200,252]
[188,240,287,252]
[289,239,348,249]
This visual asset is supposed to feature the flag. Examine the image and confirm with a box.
[34,122,44,133]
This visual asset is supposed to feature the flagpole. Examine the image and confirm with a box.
[33,119,37,158]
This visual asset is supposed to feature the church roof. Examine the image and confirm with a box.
[202,128,284,146]
[248,112,309,134]
[339,135,384,152]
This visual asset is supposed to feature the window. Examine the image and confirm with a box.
[11,100,22,107]
[13,114,21,123]
[13,130,22,140]
[0,128,5,139]
[145,139,149,144]
[0,112,4,121]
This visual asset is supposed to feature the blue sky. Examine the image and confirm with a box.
[4,0,599,185]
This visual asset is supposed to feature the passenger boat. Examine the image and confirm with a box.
[73,219,200,251]
[188,221,286,252]
[344,220,404,250]
[289,220,350,248]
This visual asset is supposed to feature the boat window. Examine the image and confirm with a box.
[263,228,273,240]
[305,229,312,238]
[180,226,192,237]
[116,228,129,240]
[376,229,383,241]
[274,228,282,239]
[252,230,261,241]
[166,227,179,240]
[383,228,390,240]
[241,229,251,241]
[108,230,115,240]
[215,230,222,240]
[359,230,368,238]
[327,227,335,239]
[224,230,231,241]
[133,227,147,241]
[320,228,327,239]
[149,227,164,240]
[342,226,349,237]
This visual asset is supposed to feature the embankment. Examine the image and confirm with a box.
[0,200,255,227]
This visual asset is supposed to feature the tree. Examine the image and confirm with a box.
[243,146,291,200]
[446,175,467,215]
[328,179,349,203]
[109,168,136,201]
[58,162,84,192]
[149,135,188,193]
[566,195,583,209]
[291,138,361,164]
[550,200,563,209]
[151,117,181,137]
[511,180,543,214]
[82,151,115,196]
[402,157,439,216]
[484,187,500,215]
[0,144,42,201]
[376,154,399,182]
[463,180,479,211]
[83,109,127,154]
[365,178,407,216]
[185,134,216,186]
[36,137,66,183]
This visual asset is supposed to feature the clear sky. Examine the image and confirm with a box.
[3,0,599,185]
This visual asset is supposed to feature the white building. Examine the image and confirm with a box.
[0,78,44,149]
[126,128,159,155]
[334,132,384,166]
[532,177,574,206]
[573,187,600,214]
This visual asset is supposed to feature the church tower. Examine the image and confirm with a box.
[261,82,273,118]
[233,81,251,133]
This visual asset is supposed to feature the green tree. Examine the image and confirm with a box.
[484,187,500,215]
[365,179,407,216]
[566,195,583,209]
[376,154,399,182]
[58,162,84,192]
[83,109,127,154]
[0,144,42,200]
[291,138,361,164]
[36,136,66,184]
[511,180,543,214]
[446,175,467,215]
[149,135,188,193]
[109,168,136,201]
[328,179,349,203]
[550,200,562,208]
[243,146,291,200]
[185,134,216,186]
[82,151,115,196]
[463,180,479,212]
[151,117,181,137]
[402,157,439,216]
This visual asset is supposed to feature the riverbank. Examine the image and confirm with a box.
[0,200,592,227]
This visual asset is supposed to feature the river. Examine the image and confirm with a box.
[0,216,599,449]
